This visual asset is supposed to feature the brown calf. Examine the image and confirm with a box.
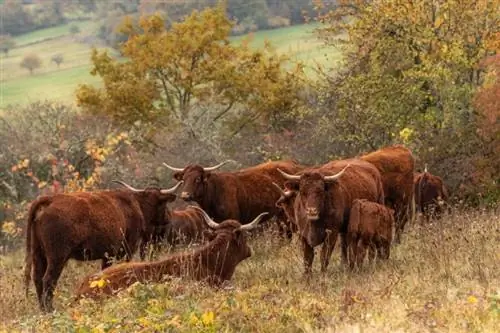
[347,199,395,269]
[74,207,268,300]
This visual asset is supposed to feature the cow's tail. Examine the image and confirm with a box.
[24,196,52,297]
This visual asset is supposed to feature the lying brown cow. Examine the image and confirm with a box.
[347,199,394,269]
[360,145,415,243]
[24,181,181,312]
[140,206,208,259]
[414,168,449,223]
[278,159,385,274]
[163,159,304,239]
[74,207,268,300]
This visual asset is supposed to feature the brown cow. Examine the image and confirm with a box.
[278,159,385,274]
[414,168,449,223]
[347,199,394,269]
[24,181,182,312]
[74,207,268,300]
[162,159,304,239]
[360,145,415,243]
[140,206,208,259]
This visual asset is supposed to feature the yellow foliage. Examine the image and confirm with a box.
[201,311,215,326]
[89,278,107,289]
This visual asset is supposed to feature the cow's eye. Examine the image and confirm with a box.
[196,177,202,183]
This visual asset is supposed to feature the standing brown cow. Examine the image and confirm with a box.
[278,159,385,274]
[414,168,449,223]
[360,145,415,243]
[162,159,304,239]
[74,207,268,300]
[347,199,395,269]
[140,206,208,259]
[24,181,181,312]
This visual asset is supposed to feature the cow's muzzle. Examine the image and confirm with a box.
[306,207,319,221]
[180,192,193,201]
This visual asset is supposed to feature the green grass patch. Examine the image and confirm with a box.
[1,66,102,108]
[13,20,97,47]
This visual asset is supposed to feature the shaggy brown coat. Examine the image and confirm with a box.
[360,145,415,243]
[74,209,267,300]
[140,206,208,259]
[24,186,177,312]
[164,159,304,239]
[414,171,449,222]
[347,199,395,269]
[279,159,385,274]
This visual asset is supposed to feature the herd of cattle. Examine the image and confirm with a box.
[23,145,449,312]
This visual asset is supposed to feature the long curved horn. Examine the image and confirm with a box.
[203,160,234,171]
[160,181,184,194]
[188,205,219,229]
[323,164,350,182]
[277,168,301,181]
[112,180,144,192]
[162,162,185,172]
[239,212,269,231]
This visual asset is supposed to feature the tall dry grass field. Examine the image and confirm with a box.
[1,210,498,332]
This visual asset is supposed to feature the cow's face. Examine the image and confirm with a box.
[286,172,331,247]
[276,190,297,226]
[174,165,209,202]
[144,190,177,225]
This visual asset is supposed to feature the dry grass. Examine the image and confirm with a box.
[1,209,499,332]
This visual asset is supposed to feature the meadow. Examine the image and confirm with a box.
[1,210,498,332]
[0,22,337,109]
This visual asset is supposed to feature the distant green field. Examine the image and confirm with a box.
[13,20,97,46]
[1,66,103,107]
[1,23,340,108]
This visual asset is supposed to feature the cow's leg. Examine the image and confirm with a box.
[33,250,47,309]
[41,257,66,312]
[356,239,367,268]
[301,238,314,275]
[340,233,349,266]
[320,230,339,272]
[382,240,391,260]
[368,242,376,264]
[347,233,357,270]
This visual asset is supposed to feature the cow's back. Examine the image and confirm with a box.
[167,207,206,244]
[35,191,143,260]
[360,145,414,204]
[350,199,394,242]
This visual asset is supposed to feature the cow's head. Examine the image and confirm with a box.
[189,205,268,262]
[277,165,349,247]
[163,161,233,202]
[112,180,182,226]
[272,182,297,226]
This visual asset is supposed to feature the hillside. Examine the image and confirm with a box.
[0,23,338,109]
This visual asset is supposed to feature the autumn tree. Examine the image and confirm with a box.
[20,53,42,75]
[51,53,64,68]
[76,7,306,142]
[0,35,16,56]
[313,0,499,199]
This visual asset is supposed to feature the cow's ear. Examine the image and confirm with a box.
[284,181,299,191]
[202,230,216,241]
[163,193,177,202]
[173,172,184,181]
[203,172,211,182]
